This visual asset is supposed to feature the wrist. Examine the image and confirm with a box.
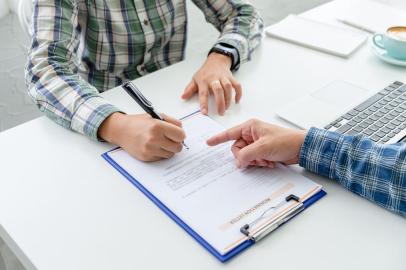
[294,131,307,155]
[208,43,240,71]
[295,130,309,164]
[98,112,126,144]
[295,131,307,146]
[207,52,232,69]
[284,130,307,164]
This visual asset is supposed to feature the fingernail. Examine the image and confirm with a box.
[202,109,207,115]
[236,160,241,168]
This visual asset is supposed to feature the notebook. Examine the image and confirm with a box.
[102,111,326,262]
[337,0,406,33]
[265,15,367,58]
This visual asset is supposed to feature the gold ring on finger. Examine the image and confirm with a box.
[210,80,221,89]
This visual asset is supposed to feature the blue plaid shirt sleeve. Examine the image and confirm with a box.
[299,127,406,217]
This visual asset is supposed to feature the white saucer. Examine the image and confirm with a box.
[369,37,406,67]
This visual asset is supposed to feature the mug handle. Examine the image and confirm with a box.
[373,34,385,50]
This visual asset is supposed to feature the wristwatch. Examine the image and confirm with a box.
[208,43,240,71]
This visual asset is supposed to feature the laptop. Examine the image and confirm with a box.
[276,81,406,144]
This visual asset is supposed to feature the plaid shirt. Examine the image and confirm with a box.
[300,127,406,217]
[25,0,263,140]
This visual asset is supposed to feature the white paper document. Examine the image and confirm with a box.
[107,112,322,255]
[265,15,367,58]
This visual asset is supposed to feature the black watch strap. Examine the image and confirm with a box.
[208,43,240,71]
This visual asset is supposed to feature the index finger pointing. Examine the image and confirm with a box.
[206,124,244,146]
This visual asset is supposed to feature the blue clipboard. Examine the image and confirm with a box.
[102,150,326,262]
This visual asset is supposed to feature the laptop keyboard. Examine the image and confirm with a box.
[324,81,406,143]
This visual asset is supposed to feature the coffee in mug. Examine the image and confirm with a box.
[373,26,406,60]
[387,26,406,42]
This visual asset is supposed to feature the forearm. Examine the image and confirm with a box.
[299,128,406,217]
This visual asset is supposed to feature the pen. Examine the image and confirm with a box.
[122,81,189,150]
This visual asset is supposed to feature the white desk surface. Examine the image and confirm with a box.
[1,1,406,269]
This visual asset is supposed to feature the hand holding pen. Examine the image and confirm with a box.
[97,82,187,162]
[122,81,189,150]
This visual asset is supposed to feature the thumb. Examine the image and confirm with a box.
[236,140,269,168]
[160,113,182,128]
[181,80,198,100]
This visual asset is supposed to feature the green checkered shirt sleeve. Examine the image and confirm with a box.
[191,0,264,62]
[25,0,121,141]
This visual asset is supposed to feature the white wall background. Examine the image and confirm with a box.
[0,0,19,18]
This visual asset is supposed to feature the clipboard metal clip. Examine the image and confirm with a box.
[240,194,304,243]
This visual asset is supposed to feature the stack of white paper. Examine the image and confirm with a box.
[265,15,367,58]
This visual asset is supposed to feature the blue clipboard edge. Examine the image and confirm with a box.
[102,149,326,262]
